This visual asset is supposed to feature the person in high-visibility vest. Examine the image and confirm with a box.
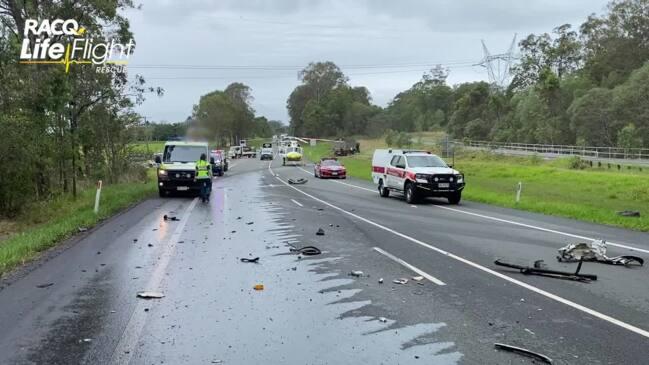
[196,153,211,202]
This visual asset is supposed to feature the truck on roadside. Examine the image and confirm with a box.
[155,141,213,197]
[371,149,465,204]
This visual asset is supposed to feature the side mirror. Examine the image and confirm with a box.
[447,164,453,169]
[154,156,161,164]
[210,157,215,164]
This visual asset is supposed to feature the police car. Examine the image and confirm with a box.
[371,149,465,204]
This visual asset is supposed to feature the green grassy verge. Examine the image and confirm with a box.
[0,172,156,275]
[304,141,649,232]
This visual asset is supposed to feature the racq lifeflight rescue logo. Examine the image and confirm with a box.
[19,19,134,73]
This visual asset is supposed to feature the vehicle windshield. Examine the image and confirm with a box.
[322,160,340,166]
[163,145,205,163]
[406,155,448,168]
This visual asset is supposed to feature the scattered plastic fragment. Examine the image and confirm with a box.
[136,291,165,299]
[78,227,88,232]
[350,271,364,277]
[240,257,260,263]
[316,228,325,236]
[378,278,384,284]
[393,278,408,285]
[253,284,264,291]
[163,215,179,221]
[289,246,321,256]
[412,276,424,282]
[379,317,388,323]
[288,178,308,185]
[246,221,254,225]
[494,343,552,364]
[617,210,640,217]
[36,283,54,288]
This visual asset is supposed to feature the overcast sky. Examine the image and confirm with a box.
[127,0,610,124]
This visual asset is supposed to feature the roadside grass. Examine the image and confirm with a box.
[304,138,649,232]
[0,171,156,276]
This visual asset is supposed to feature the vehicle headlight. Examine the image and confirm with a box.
[456,174,464,183]
[158,169,167,176]
[415,173,429,183]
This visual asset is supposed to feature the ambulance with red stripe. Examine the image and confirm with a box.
[371,149,465,204]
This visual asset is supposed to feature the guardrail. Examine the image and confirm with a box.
[456,140,649,161]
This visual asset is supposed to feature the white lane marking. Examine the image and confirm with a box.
[267,161,649,339]
[291,199,304,207]
[373,247,446,285]
[313,175,649,255]
[111,198,199,364]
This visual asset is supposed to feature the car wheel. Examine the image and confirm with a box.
[405,182,418,204]
[448,192,462,205]
[378,180,390,198]
[314,169,318,178]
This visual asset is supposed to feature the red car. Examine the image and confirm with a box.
[314,158,347,179]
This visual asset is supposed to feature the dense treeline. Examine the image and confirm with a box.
[190,83,287,146]
[0,1,158,216]
[287,0,649,149]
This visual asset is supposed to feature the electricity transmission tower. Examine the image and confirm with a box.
[476,34,517,88]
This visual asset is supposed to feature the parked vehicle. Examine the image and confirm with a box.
[241,146,257,158]
[210,149,227,176]
[371,149,465,204]
[314,158,346,179]
[228,146,241,159]
[155,141,213,197]
[260,143,273,160]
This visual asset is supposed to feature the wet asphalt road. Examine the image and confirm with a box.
[1,156,649,364]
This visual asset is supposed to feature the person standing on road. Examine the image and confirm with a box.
[196,153,211,202]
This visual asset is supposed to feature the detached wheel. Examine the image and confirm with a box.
[378,180,390,198]
[405,182,418,204]
[448,192,462,205]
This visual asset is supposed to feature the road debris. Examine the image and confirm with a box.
[288,178,308,185]
[147,243,153,247]
[253,284,264,291]
[494,343,552,364]
[412,276,424,282]
[316,228,325,236]
[80,338,92,344]
[289,246,322,256]
[163,215,179,221]
[379,317,388,323]
[393,278,408,285]
[617,210,641,217]
[136,291,165,299]
[495,259,597,282]
[240,257,260,263]
[557,240,643,267]
[350,271,364,277]
[36,283,54,288]
[378,278,384,284]
[246,221,254,225]
[78,227,88,232]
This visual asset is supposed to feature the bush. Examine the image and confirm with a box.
[567,156,590,170]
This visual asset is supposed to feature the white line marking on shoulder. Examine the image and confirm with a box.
[291,199,303,207]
